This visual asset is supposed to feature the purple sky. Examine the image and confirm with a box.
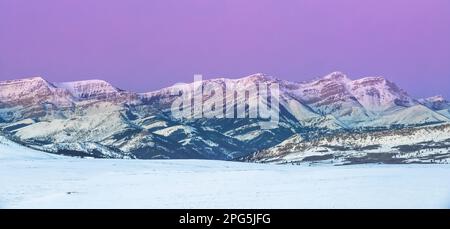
[1,0,450,98]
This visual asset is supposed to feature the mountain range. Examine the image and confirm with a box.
[1,72,449,164]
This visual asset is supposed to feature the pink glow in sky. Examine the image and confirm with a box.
[1,0,450,98]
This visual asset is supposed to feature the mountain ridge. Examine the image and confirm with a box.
[1,72,449,164]
[1,73,444,104]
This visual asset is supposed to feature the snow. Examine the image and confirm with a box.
[422,95,446,103]
[234,130,265,141]
[142,120,168,130]
[1,139,450,209]
[14,102,128,142]
[350,76,414,112]
[0,77,51,99]
[438,109,450,119]
[153,125,196,137]
[367,105,449,127]
[55,80,119,98]
[0,76,74,108]
[2,118,35,129]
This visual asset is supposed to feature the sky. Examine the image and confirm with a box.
[0,0,450,98]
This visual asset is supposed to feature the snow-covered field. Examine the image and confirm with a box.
[1,139,450,209]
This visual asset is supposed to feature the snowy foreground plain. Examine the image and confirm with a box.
[1,141,450,209]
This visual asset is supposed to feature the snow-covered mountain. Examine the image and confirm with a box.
[1,73,449,164]
[54,79,123,99]
[419,95,450,110]
[418,96,450,119]
[350,76,415,112]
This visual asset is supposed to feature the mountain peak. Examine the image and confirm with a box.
[352,76,395,90]
[419,95,449,110]
[355,76,386,82]
[0,76,51,85]
[322,71,349,81]
[57,79,115,87]
[241,73,277,82]
[0,76,56,100]
[21,76,46,82]
[423,95,446,102]
[349,75,415,112]
[55,79,121,99]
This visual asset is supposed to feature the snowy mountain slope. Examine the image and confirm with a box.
[0,77,75,122]
[55,80,123,99]
[419,96,450,119]
[437,109,450,119]
[0,73,449,163]
[138,74,308,155]
[0,77,70,104]
[246,124,450,164]
[3,124,449,209]
[349,76,415,112]
[419,96,450,110]
[365,104,449,127]
[284,72,371,126]
[0,135,61,160]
